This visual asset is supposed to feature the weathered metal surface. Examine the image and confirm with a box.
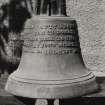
[5,0,98,99]
[5,16,98,98]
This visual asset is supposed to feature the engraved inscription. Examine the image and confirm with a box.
[22,21,79,54]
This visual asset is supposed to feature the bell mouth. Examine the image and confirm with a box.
[5,72,98,99]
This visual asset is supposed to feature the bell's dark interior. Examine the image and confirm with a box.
[0,0,105,105]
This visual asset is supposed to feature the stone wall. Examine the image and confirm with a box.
[66,0,105,72]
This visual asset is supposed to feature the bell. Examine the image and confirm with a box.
[5,0,98,99]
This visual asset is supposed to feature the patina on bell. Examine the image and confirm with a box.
[5,0,98,99]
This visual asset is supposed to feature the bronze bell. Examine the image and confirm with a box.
[5,0,98,99]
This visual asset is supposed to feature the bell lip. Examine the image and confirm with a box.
[6,72,95,85]
[5,73,98,99]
